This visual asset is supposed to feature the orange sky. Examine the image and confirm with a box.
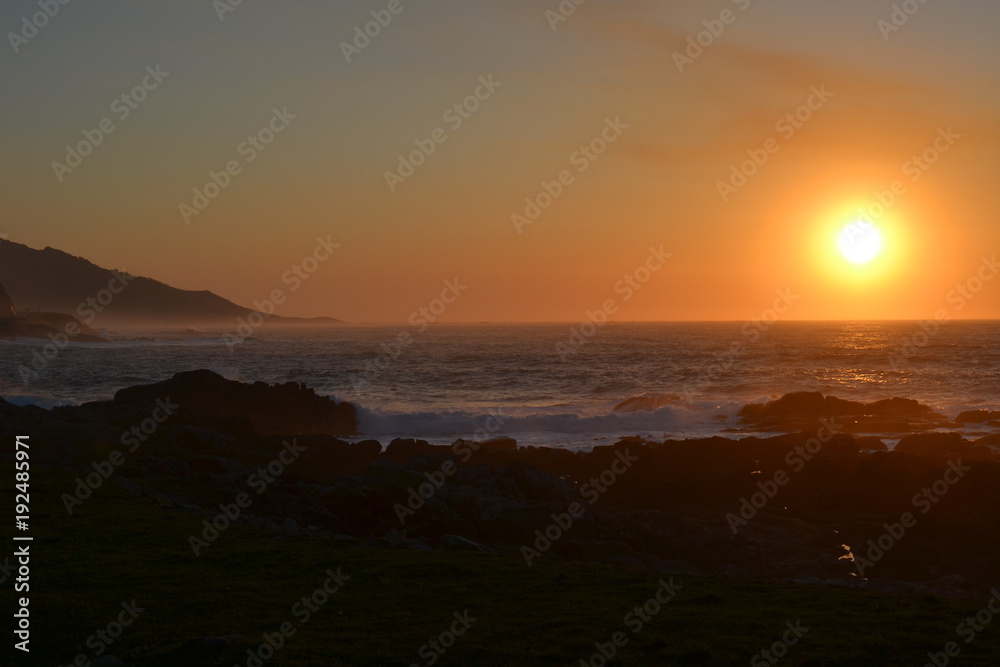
[3,1,998,322]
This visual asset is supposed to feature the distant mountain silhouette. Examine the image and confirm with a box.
[0,241,342,327]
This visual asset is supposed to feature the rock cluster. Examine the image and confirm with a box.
[2,375,998,599]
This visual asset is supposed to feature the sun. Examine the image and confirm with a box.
[838,221,883,264]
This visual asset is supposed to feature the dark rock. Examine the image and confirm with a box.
[173,425,234,453]
[894,432,995,460]
[855,436,888,451]
[355,439,384,452]
[278,434,381,482]
[451,436,517,453]
[480,436,517,451]
[739,392,864,421]
[114,370,356,436]
[739,392,947,433]
[6,371,1000,597]
[385,438,443,462]
[956,410,1000,424]
[866,397,936,418]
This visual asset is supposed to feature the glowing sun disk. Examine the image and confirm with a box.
[838,222,883,264]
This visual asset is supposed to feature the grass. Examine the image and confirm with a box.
[5,467,999,666]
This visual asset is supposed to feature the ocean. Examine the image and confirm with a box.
[2,321,998,449]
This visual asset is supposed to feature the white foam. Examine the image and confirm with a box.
[348,397,752,449]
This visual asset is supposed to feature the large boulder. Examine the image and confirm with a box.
[739,392,864,422]
[384,438,444,462]
[739,392,946,433]
[956,410,1000,424]
[113,370,357,436]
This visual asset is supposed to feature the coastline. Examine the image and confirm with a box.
[4,370,998,597]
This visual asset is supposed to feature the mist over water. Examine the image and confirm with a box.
[2,321,998,448]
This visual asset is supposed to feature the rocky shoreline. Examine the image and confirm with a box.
[3,370,998,600]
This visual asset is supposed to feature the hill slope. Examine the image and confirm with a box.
[0,240,341,327]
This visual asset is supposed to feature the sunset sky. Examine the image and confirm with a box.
[3,0,999,322]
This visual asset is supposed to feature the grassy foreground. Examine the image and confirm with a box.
[6,468,999,666]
